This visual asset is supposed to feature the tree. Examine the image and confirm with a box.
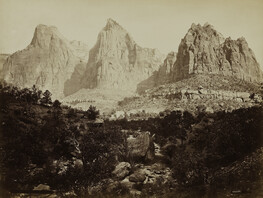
[86,105,99,120]
[53,100,61,109]
[41,90,52,105]
[52,100,62,119]
[31,85,42,103]
[67,108,77,118]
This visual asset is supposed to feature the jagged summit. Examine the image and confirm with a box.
[80,18,164,92]
[190,22,214,30]
[104,18,123,30]
[30,24,67,48]
[2,24,89,99]
[172,23,263,82]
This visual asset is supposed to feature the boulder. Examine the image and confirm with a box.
[127,132,155,161]
[112,162,131,179]
[129,170,146,183]
[205,107,214,114]
[33,184,50,191]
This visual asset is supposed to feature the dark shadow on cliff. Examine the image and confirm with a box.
[63,61,86,96]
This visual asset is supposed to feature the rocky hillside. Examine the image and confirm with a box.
[137,23,262,94]
[1,25,89,99]
[173,23,262,82]
[80,18,164,92]
[118,74,262,115]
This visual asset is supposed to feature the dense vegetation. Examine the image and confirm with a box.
[109,105,263,189]
[0,83,127,196]
[0,82,262,197]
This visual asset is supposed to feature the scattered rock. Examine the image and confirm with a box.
[112,162,131,179]
[33,184,51,191]
[129,170,146,183]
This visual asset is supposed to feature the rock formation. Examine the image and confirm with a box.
[112,162,131,179]
[127,132,155,161]
[173,23,262,82]
[0,54,9,78]
[81,18,164,92]
[156,51,177,84]
[137,52,177,94]
[2,25,89,98]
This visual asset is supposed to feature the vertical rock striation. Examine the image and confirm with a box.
[172,23,262,82]
[81,18,164,92]
[2,25,89,98]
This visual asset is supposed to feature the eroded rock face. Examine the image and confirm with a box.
[2,25,89,98]
[81,19,164,92]
[0,54,9,76]
[173,23,263,82]
[156,52,177,84]
[137,52,176,93]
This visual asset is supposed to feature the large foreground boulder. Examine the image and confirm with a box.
[127,132,155,161]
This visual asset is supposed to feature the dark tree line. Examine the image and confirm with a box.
[0,83,126,196]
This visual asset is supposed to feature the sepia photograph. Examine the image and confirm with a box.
[0,0,263,197]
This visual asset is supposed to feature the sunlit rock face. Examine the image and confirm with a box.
[155,51,177,84]
[81,18,164,92]
[2,24,89,98]
[173,23,263,82]
[0,54,9,77]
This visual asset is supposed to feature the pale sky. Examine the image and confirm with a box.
[0,0,263,66]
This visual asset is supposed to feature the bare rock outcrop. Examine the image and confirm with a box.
[127,132,155,161]
[2,25,89,98]
[0,54,9,78]
[137,52,176,93]
[152,87,262,103]
[156,51,177,84]
[81,18,164,92]
[173,23,263,82]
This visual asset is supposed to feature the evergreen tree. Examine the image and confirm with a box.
[41,90,52,105]
[86,105,99,120]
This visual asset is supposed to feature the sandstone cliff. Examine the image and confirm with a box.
[155,51,177,84]
[80,18,164,92]
[0,54,9,78]
[2,25,89,98]
[173,23,262,82]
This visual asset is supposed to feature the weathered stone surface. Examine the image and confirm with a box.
[112,162,131,179]
[2,25,89,98]
[127,132,155,161]
[137,52,176,93]
[156,88,261,103]
[156,51,177,84]
[172,23,262,82]
[81,18,164,92]
[129,170,146,182]
[33,184,51,191]
[0,54,9,77]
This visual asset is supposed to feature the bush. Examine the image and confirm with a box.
[86,105,100,120]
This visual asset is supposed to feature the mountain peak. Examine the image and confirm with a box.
[173,23,262,83]
[190,22,215,32]
[30,24,65,48]
[104,18,123,30]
